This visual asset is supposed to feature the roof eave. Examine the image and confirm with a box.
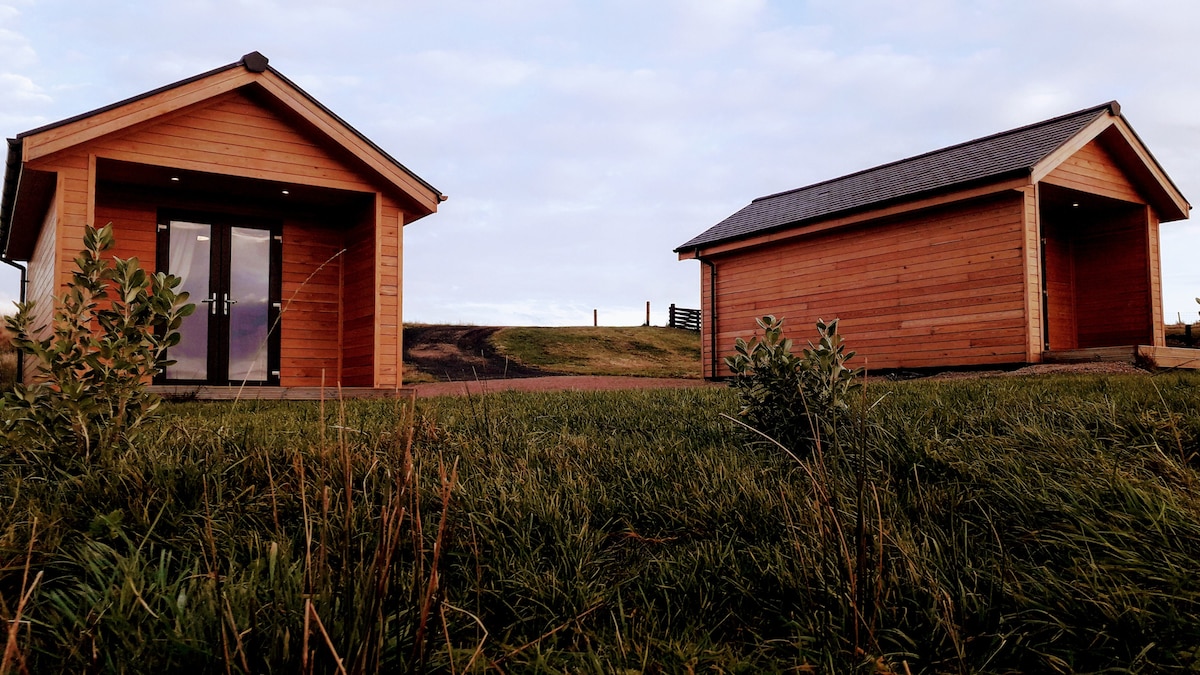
[0,138,23,259]
[10,52,444,216]
[675,170,1032,255]
[261,64,443,204]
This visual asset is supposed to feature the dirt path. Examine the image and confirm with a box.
[403,325,556,381]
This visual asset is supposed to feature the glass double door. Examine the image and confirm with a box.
[158,214,281,385]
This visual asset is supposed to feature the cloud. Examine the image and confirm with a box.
[3,0,1199,328]
[0,72,51,126]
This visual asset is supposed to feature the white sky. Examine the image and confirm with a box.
[1,0,1198,326]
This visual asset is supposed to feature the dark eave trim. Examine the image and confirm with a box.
[1111,112,1192,216]
[1,138,23,259]
[673,169,1030,254]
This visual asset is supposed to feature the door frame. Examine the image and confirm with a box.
[155,209,283,386]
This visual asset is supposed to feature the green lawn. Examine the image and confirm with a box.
[2,373,1199,672]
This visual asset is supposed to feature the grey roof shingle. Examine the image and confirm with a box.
[676,101,1118,252]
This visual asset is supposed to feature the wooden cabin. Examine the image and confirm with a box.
[677,101,1195,377]
[0,52,443,396]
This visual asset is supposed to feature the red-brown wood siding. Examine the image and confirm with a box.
[96,197,158,267]
[20,189,59,382]
[341,210,376,387]
[280,219,343,386]
[701,192,1029,375]
[1043,139,1144,204]
[82,91,379,193]
[1073,209,1152,347]
[1042,217,1078,350]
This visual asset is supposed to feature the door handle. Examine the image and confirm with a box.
[223,293,237,315]
[200,294,218,315]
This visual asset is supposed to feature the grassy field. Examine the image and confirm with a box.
[2,372,1199,672]
[492,326,701,378]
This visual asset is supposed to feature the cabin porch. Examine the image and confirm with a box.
[1043,345,1200,370]
[1038,184,1159,353]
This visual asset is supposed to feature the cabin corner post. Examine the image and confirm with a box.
[86,154,97,228]
[1146,205,1165,347]
[1023,185,1046,363]
[372,192,384,388]
[395,208,406,387]
[700,255,718,380]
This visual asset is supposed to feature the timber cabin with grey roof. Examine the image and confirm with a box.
[677,101,1194,376]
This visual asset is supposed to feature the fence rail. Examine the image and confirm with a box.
[668,304,701,331]
[1168,311,1200,325]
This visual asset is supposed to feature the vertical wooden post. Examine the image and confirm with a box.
[593,309,597,327]
[645,301,650,326]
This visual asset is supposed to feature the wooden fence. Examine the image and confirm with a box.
[668,304,701,331]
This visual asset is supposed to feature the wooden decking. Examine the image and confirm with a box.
[148,386,415,401]
[1043,346,1200,370]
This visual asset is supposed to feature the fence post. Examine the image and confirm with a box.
[669,303,676,328]
[593,309,597,327]
[645,301,650,327]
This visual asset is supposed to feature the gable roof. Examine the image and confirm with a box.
[676,101,1188,253]
[1,51,443,258]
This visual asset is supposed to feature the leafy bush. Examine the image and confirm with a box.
[0,334,15,390]
[2,224,194,460]
[725,315,863,450]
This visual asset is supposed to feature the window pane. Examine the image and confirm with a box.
[165,221,211,380]
[227,226,271,382]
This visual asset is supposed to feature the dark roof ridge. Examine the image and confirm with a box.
[751,100,1118,205]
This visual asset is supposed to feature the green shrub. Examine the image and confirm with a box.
[2,223,194,461]
[0,333,15,390]
[724,315,863,451]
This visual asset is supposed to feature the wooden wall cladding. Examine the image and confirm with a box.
[1073,209,1151,347]
[81,90,378,193]
[280,218,343,387]
[1042,218,1078,350]
[341,211,376,387]
[1043,139,1144,204]
[703,192,1029,375]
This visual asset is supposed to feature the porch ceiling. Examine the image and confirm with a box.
[1039,183,1142,220]
[97,157,374,212]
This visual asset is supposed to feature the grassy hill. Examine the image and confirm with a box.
[492,325,702,378]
